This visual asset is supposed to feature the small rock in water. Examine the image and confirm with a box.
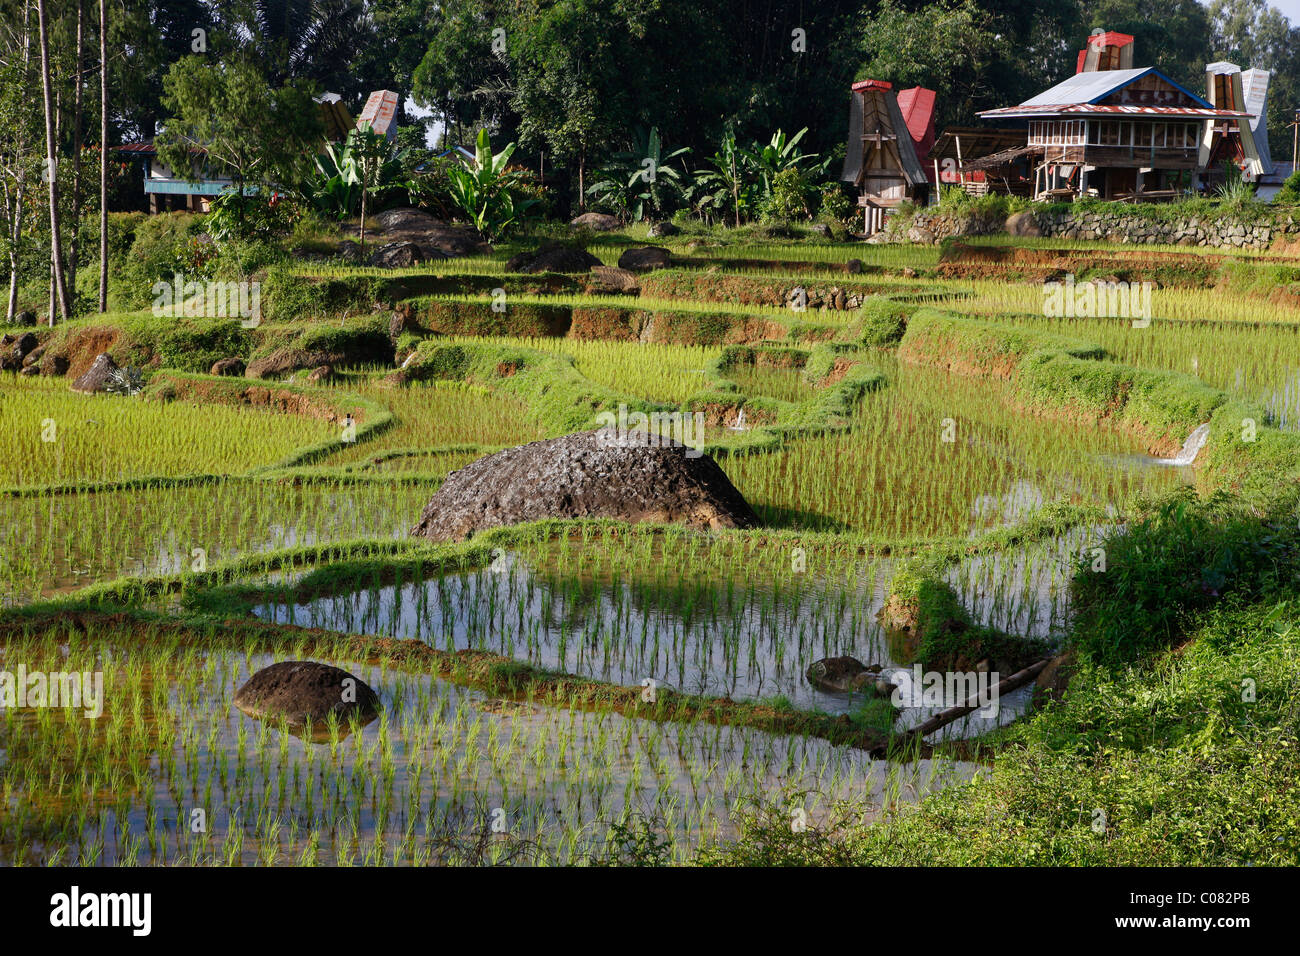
[233,660,380,729]
[873,678,899,699]
[806,656,881,693]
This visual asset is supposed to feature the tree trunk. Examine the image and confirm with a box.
[97,0,107,312]
[4,2,31,322]
[36,0,71,324]
[68,0,85,303]
[895,658,1053,747]
[359,161,367,249]
[6,192,20,322]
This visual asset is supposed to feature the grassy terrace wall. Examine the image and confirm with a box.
[898,309,1229,455]
[396,340,663,433]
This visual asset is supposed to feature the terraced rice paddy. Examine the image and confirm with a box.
[0,479,438,602]
[4,232,1298,867]
[723,358,1185,537]
[0,628,974,865]
[2,376,337,487]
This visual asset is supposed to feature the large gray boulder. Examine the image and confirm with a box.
[411,430,761,541]
[806,656,881,694]
[234,661,380,727]
[585,265,640,294]
[371,207,487,256]
[617,246,671,272]
[570,212,620,231]
[506,242,603,274]
[1005,211,1043,237]
[0,332,37,372]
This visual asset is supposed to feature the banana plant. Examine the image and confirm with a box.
[587,126,691,222]
[692,129,755,227]
[740,127,823,199]
[312,125,406,229]
[445,128,539,240]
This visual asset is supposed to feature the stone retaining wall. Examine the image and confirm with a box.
[885,205,1300,249]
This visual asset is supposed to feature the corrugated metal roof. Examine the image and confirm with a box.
[1021,67,1150,106]
[979,104,1251,119]
[961,145,1041,171]
[896,86,936,158]
[929,127,1026,160]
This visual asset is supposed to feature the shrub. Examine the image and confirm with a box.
[155,319,253,371]
[262,266,328,323]
[758,167,812,222]
[857,299,912,346]
[816,182,852,225]
[1275,169,1300,205]
[1069,489,1300,666]
[118,212,212,306]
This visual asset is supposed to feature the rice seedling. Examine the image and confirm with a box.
[437,335,723,405]
[320,373,547,464]
[0,478,438,603]
[1,376,336,488]
[722,356,1185,538]
[0,622,978,865]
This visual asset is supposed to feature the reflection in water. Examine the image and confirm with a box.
[1,649,980,865]
[253,547,1064,736]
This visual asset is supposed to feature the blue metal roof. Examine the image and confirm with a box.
[144,180,258,196]
[1021,67,1212,109]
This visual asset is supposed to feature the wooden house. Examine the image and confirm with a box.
[978,31,1254,202]
[840,80,933,234]
[114,91,396,213]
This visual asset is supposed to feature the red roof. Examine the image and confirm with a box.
[851,79,892,91]
[1088,31,1134,48]
[979,103,1252,119]
[896,86,937,158]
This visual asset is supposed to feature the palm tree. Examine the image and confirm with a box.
[237,0,372,93]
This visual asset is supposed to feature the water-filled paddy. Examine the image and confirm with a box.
[251,534,1071,733]
[0,638,976,865]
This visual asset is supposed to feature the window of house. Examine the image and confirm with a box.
[1136,124,1152,147]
